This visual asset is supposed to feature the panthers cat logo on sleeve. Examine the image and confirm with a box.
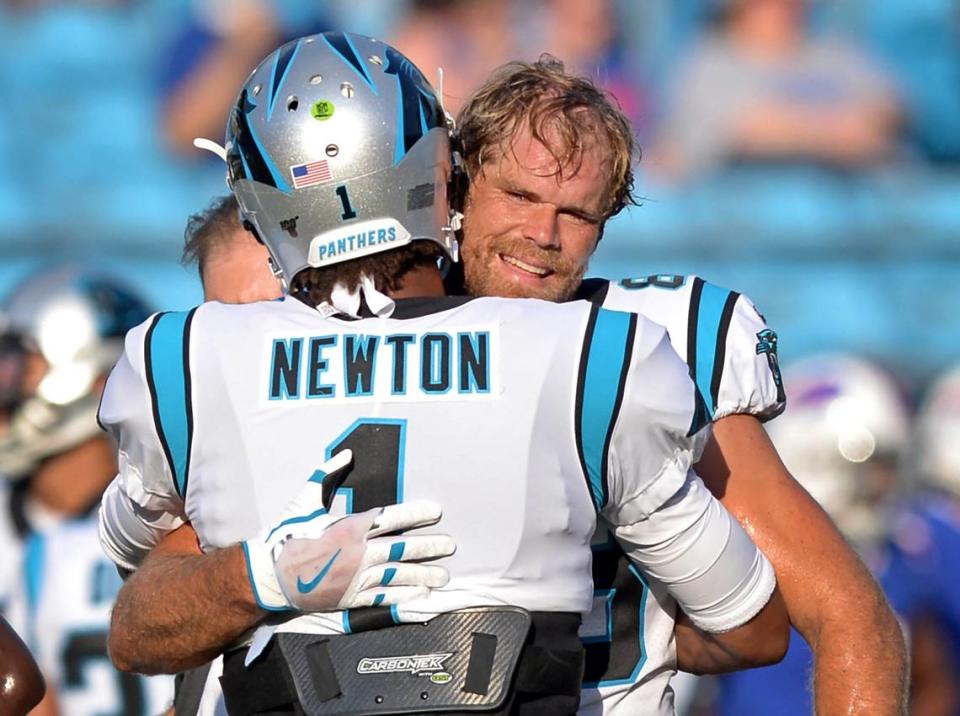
[756,329,785,404]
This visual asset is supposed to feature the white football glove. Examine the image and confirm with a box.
[242,449,455,612]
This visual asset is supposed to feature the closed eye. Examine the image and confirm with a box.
[561,210,600,226]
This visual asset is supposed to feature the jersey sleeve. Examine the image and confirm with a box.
[97,314,188,567]
[714,294,785,422]
[613,471,776,633]
[575,307,709,525]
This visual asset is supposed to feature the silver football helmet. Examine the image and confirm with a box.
[765,353,912,546]
[0,267,151,480]
[915,364,960,498]
[224,32,458,289]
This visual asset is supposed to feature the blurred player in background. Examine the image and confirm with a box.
[0,614,45,716]
[0,328,27,614]
[105,50,904,714]
[716,354,959,716]
[897,364,960,715]
[0,267,174,715]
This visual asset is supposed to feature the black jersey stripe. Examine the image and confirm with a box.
[575,305,637,512]
[574,277,611,305]
[143,313,176,494]
[686,278,709,434]
[709,291,741,415]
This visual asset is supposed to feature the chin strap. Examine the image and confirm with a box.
[193,137,227,162]
[317,274,395,319]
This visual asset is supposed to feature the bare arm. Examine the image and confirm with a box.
[673,587,789,674]
[681,414,908,714]
[0,616,45,716]
[108,524,263,675]
[730,97,900,166]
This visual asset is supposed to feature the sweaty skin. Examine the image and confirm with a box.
[694,415,907,713]
[461,125,907,711]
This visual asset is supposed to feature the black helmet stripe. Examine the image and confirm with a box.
[321,32,377,94]
[232,89,292,193]
[267,39,304,121]
[383,46,445,164]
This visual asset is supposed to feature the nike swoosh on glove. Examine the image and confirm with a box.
[242,449,455,612]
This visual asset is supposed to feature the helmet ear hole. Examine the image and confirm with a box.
[287,96,299,112]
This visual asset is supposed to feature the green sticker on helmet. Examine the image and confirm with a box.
[311,101,335,120]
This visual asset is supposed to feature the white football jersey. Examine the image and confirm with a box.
[98,295,705,637]
[0,483,23,616]
[575,275,785,716]
[4,515,173,716]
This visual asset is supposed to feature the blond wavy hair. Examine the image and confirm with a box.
[456,56,638,219]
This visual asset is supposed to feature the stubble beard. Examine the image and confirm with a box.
[460,233,586,302]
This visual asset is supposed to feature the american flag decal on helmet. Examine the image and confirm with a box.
[290,159,332,189]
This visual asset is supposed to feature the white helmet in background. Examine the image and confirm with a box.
[0,266,151,480]
[766,354,912,546]
[915,364,960,498]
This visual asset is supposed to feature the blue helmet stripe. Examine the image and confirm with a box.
[237,145,253,182]
[322,32,377,95]
[230,90,292,193]
[246,113,292,193]
[418,94,429,136]
[267,39,303,121]
[393,73,405,165]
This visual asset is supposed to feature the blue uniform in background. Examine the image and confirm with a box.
[715,527,930,715]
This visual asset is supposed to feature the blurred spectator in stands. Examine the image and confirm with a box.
[0,1,233,248]
[161,0,282,156]
[890,363,960,715]
[390,0,518,113]
[649,0,903,183]
[858,0,960,163]
[530,0,649,134]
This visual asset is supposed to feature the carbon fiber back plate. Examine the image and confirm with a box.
[276,607,532,715]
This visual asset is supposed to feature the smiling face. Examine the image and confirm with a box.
[459,121,610,302]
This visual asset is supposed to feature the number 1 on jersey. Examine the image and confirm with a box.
[325,419,406,513]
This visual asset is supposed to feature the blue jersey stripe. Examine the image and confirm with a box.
[24,533,45,612]
[579,308,635,511]
[147,310,195,497]
[694,283,733,417]
[23,532,45,648]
